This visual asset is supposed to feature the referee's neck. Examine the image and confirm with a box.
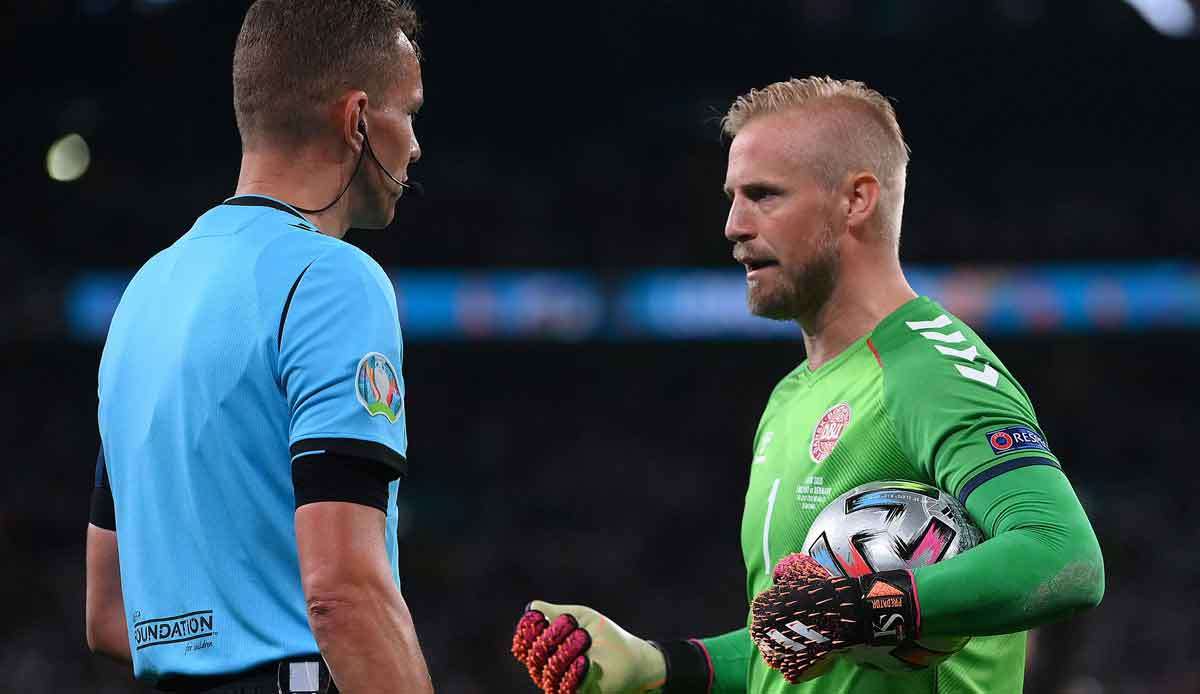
[235,150,351,238]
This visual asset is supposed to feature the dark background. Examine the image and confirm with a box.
[3,1,1199,692]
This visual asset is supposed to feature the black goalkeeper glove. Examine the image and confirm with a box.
[750,553,921,683]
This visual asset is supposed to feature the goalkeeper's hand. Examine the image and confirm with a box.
[750,553,921,683]
[511,601,667,694]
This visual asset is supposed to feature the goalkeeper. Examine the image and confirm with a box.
[511,77,1104,694]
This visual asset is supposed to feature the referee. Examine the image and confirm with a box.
[84,2,433,692]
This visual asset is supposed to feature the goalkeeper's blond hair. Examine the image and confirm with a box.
[723,77,910,241]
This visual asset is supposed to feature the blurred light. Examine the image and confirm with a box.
[1123,0,1196,36]
[46,134,91,182]
[65,264,1200,342]
[390,271,604,341]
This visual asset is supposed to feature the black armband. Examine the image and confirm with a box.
[653,639,712,694]
[291,452,399,513]
[90,486,116,530]
[290,437,407,478]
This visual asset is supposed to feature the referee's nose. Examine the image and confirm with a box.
[409,134,422,165]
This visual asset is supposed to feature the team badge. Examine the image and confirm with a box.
[985,425,1049,455]
[810,403,852,463]
[355,352,403,423]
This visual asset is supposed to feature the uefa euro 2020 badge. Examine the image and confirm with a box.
[355,352,404,424]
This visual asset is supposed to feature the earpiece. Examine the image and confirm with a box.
[292,114,419,214]
[358,117,411,192]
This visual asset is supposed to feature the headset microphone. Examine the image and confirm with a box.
[292,118,421,215]
[360,120,423,196]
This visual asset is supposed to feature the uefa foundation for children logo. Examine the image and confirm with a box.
[355,352,403,423]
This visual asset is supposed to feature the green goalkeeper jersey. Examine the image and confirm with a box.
[739,296,1056,694]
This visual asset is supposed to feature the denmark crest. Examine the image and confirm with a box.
[355,352,404,423]
[810,402,852,463]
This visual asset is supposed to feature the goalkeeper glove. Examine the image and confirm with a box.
[750,553,920,683]
[511,601,711,694]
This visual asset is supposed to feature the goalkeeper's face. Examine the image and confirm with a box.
[724,111,842,323]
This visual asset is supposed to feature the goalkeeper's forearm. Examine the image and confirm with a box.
[914,464,1105,637]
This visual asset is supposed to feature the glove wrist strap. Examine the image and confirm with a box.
[652,639,712,693]
[857,569,920,647]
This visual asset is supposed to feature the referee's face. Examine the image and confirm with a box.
[724,109,842,323]
[352,38,424,229]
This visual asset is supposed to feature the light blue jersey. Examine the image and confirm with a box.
[97,195,408,682]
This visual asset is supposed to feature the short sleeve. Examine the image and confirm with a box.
[278,245,408,476]
[879,315,1061,505]
[90,448,116,530]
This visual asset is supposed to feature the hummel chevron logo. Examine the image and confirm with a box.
[753,431,774,465]
[907,314,1000,388]
[934,344,978,360]
[956,363,1000,387]
[918,330,965,344]
[904,315,951,330]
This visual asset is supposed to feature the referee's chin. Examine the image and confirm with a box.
[352,191,402,230]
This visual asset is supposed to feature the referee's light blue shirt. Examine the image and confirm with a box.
[97,195,408,682]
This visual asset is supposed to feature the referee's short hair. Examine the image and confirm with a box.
[233,0,421,150]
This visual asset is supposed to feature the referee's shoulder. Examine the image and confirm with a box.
[322,240,390,283]
[295,237,396,301]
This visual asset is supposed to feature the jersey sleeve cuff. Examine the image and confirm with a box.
[290,437,407,478]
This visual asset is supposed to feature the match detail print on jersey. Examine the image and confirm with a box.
[810,403,852,463]
[904,314,999,387]
[355,352,404,423]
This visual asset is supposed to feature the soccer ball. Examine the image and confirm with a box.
[800,480,982,671]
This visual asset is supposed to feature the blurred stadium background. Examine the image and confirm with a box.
[4,0,1199,691]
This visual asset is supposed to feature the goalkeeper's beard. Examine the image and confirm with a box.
[747,221,841,323]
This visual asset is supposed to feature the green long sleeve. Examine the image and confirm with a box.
[914,464,1104,637]
[697,628,751,693]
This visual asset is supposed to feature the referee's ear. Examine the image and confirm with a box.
[337,90,369,155]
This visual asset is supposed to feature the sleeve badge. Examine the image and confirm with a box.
[354,352,404,423]
[985,425,1049,455]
